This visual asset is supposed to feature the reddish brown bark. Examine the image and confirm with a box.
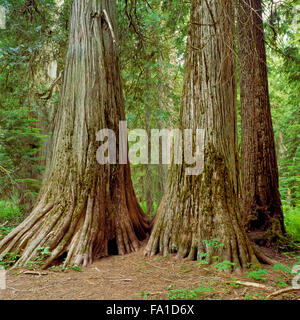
[0,0,150,268]
[145,0,262,271]
[238,0,286,244]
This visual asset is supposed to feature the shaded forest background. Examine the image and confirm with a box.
[0,0,299,243]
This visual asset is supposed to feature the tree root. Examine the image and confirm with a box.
[252,245,278,265]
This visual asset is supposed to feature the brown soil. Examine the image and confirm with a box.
[0,246,299,300]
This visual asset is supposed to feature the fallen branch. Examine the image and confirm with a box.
[23,271,48,276]
[7,286,34,292]
[233,281,270,289]
[267,287,300,299]
[108,279,132,282]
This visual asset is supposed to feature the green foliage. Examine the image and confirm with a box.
[196,240,226,266]
[0,0,70,212]
[0,224,13,240]
[0,200,21,222]
[0,252,20,268]
[117,0,189,207]
[264,1,300,211]
[227,278,240,288]
[274,277,289,288]
[139,201,158,218]
[213,261,236,272]
[202,239,225,248]
[196,252,209,266]
[140,291,150,299]
[273,263,292,274]
[244,268,268,282]
[167,284,214,300]
[244,293,264,300]
[49,262,83,273]
[283,206,300,241]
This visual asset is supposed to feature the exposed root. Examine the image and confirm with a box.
[252,245,278,265]
[0,172,151,268]
[144,152,263,271]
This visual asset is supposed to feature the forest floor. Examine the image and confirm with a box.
[0,245,299,300]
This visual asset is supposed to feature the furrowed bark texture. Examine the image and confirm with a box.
[145,0,259,271]
[0,0,150,267]
[238,0,285,243]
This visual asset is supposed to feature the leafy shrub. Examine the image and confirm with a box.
[283,206,300,242]
[167,284,214,300]
[0,252,20,269]
[0,200,21,222]
[244,268,268,282]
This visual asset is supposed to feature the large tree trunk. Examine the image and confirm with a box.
[237,0,285,244]
[0,0,150,268]
[145,0,260,271]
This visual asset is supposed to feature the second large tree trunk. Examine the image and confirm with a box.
[145,0,260,271]
[0,0,150,268]
[238,0,285,244]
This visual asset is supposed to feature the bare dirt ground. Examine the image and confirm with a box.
[0,246,299,300]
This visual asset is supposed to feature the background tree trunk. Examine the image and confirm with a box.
[238,0,286,244]
[0,0,150,268]
[145,69,154,217]
[145,0,260,271]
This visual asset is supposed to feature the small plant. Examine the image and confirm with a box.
[274,277,289,288]
[273,263,292,274]
[49,265,61,272]
[167,284,214,300]
[33,246,51,265]
[0,252,20,268]
[202,238,224,248]
[26,261,35,270]
[60,261,83,272]
[70,264,83,272]
[196,252,209,266]
[141,291,150,299]
[155,254,169,261]
[244,293,264,300]
[0,201,21,222]
[196,238,224,266]
[168,287,197,300]
[244,268,268,282]
[227,278,240,288]
[37,246,51,257]
[49,263,83,272]
[0,225,14,239]
[213,260,236,272]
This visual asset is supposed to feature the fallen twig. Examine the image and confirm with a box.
[23,271,48,276]
[267,287,300,299]
[233,281,270,289]
[144,262,167,270]
[7,286,34,292]
[109,279,132,282]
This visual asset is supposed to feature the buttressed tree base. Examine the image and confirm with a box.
[0,0,150,268]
